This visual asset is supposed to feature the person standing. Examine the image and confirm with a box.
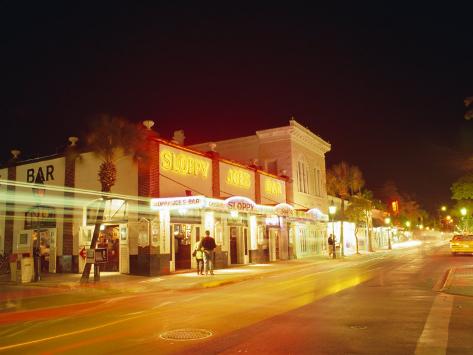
[328,234,336,259]
[193,239,204,275]
[201,230,216,275]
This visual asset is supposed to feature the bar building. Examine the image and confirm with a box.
[0,120,325,277]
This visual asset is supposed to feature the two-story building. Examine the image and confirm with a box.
[191,119,332,259]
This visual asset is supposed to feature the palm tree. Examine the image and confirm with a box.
[80,115,155,283]
[326,161,365,256]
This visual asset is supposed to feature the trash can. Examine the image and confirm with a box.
[16,256,34,283]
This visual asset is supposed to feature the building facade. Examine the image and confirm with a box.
[191,119,332,259]
[0,123,324,277]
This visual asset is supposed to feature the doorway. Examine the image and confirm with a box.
[97,225,120,272]
[172,224,198,270]
[36,228,56,273]
[269,228,280,261]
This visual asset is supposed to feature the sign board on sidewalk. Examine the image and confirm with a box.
[95,248,108,263]
[86,249,95,264]
[85,248,108,264]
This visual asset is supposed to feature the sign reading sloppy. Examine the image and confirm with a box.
[226,168,251,189]
[160,149,210,179]
[224,196,256,212]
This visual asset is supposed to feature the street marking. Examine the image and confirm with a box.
[415,293,454,355]
[152,301,174,309]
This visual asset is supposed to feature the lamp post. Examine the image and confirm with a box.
[329,201,337,259]
[384,217,392,250]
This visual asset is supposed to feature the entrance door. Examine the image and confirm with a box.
[98,225,120,272]
[269,229,280,261]
[230,226,239,264]
[173,224,192,270]
[38,228,56,273]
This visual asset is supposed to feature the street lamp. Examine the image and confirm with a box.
[328,201,337,259]
[384,217,392,250]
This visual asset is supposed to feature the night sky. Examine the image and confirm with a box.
[1,3,473,213]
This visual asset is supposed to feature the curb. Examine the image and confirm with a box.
[439,267,456,292]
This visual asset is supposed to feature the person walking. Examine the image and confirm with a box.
[193,239,204,275]
[201,230,216,275]
[328,234,336,259]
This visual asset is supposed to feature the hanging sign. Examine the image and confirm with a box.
[274,203,295,217]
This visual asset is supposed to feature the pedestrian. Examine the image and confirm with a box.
[193,239,204,275]
[328,234,336,259]
[201,230,216,275]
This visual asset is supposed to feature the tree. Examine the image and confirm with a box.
[451,174,473,200]
[345,190,374,253]
[451,174,473,233]
[80,115,155,283]
[326,162,365,256]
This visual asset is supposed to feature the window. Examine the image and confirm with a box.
[313,168,322,196]
[297,161,309,194]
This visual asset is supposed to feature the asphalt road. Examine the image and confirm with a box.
[1,243,472,354]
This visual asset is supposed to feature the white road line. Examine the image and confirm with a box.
[152,301,175,309]
[415,293,454,355]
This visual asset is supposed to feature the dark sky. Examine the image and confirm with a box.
[1,3,473,213]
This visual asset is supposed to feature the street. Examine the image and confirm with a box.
[1,243,473,354]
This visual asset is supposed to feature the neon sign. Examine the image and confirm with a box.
[264,178,283,196]
[226,168,251,189]
[160,149,210,179]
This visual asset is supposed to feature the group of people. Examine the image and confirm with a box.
[193,230,217,275]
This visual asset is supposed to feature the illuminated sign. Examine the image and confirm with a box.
[274,203,295,217]
[160,149,210,179]
[264,178,283,196]
[226,168,251,189]
[224,196,256,212]
[150,196,205,210]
